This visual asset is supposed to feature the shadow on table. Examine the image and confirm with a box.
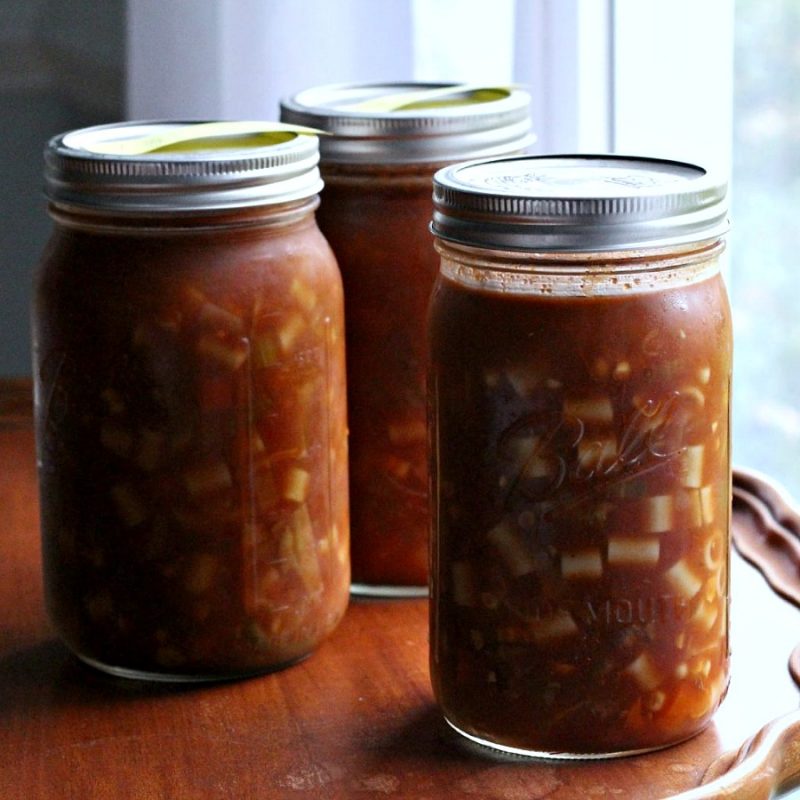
[362,703,722,800]
[0,637,238,716]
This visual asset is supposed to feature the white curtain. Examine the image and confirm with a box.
[126,0,732,170]
[126,0,522,121]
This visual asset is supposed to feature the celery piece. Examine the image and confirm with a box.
[281,504,321,593]
[625,652,662,691]
[664,558,703,599]
[680,445,705,489]
[487,519,536,578]
[612,361,632,381]
[530,610,580,643]
[608,536,660,567]
[576,437,618,473]
[278,313,306,354]
[690,600,719,634]
[564,395,614,425]
[290,277,317,315]
[196,334,248,371]
[136,428,165,472]
[283,466,310,503]
[699,484,715,524]
[560,548,603,580]
[254,333,280,368]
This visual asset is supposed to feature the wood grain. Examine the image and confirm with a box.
[2,383,800,799]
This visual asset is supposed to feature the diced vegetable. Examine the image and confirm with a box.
[184,287,244,334]
[330,523,348,566]
[278,312,306,353]
[680,445,705,488]
[677,488,704,528]
[678,385,705,408]
[100,388,126,415]
[487,520,536,577]
[505,366,543,397]
[280,504,321,593]
[564,395,614,425]
[483,369,500,388]
[196,334,248,371]
[644,690,667,712]
[664,558,703,599]
[452,561,477,606]
[612,361,631,381]
[290,277,317,314]
[608,536,660,566]
[576,437,617,473]
[283,466,310,503]
[699,485,715,524]
[383,454,412,480]
[643,494,673,533]
[690,600,719,633]
[254,333,281,367]
[625,652,662,691]
[560,548,603,580]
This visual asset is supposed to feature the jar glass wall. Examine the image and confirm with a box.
[428,155,732,758]
[33,124,350,681]
[281,83,534,595]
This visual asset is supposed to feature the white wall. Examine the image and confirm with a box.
[0,0,125,376]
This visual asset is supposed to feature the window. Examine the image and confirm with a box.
[730,0,800,498]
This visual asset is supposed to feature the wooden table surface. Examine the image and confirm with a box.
[2,379,800,800]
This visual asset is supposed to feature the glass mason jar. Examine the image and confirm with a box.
[281,83,534,595]
[33,122,350,681]
[428,155,732,757]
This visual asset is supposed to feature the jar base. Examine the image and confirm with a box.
[350,582,428,599]
[76,652,309,683]
[443,716,687,761]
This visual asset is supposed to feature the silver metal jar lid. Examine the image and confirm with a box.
[279,82,534,165]
[44,121,324,214]
[431,154,729,252]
